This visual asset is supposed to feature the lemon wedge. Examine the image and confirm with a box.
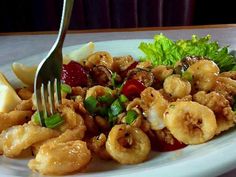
[0,72,21,113]
[11,42,95,85]
[12,62,37,86]
[64,41,95,64]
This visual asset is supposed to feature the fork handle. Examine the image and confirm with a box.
[56,0,74,49]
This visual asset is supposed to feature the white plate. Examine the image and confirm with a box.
[0,39,236,177]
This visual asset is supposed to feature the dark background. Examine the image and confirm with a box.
[0,0,235,32]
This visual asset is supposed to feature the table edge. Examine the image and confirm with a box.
[1,24,236,36]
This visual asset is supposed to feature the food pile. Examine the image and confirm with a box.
[0,35,236,175]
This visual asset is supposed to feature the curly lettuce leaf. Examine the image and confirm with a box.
[139,34,236,71]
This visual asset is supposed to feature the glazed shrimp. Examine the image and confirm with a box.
[85,85,112,99]
[164,101,217,145]
[140,87,169,130]
[193,91,236,134]
[214,77,236,96]
[187,60,219,91]
[163,74,191,98]
[0,123,59,157]
[28,140,91,175]
[85,51,113,69]
[0,110,32,133]
[106,124,151,164]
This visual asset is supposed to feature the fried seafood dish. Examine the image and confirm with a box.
[0,35,236,175]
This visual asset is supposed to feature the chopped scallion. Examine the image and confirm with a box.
[61,83,72,94]
[125,110,138,124]
[44,113,64,128]
[33,112,40,124]
[119,94,128,103]
[84,96,98,114]
[98,94,114,104]
[111,72,117,87]
[110,99,123,116]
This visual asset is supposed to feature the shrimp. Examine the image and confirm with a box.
[140,87,169,130]
[113,55,135,71]
[0,123,59,157]
[164,101,217,145]
[214,77,236,102]
[15,99,33,111]
[57,106,86,134]
[32,126,86,155]
[163,74,191,98]
[193,91,236,134]
[87,133,111,160]
[106,124,151,164]
[28,140,91,175]
[85,85,112,99]
[85,51,113,69]
[187,60,219,91]
[152,65,173,81]
[220,71,236,80]
[0,110,32,133]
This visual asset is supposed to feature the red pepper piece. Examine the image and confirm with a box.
[121,79,146,100]
[61,61,88,87]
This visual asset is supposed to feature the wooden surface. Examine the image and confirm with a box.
[0,24,236,177]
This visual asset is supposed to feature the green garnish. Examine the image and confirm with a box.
[110,99,123,116]
[33,112,40,124]
[139,34,236,71]
[61,83,72,94]
[125,110,138,124]
[111,72,117,87]
[98,93,114,104]
[119,94,128,103]
[181,71,193,81]
[33,112,64,128]
[84,96,98,114]
[44,113,64,128]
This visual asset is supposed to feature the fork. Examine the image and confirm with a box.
[34,0,74,127]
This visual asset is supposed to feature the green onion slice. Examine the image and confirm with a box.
[110,99,123,117]
[45,113,64,128]
[33,112,40,124]
[119,94,128,103]
[84,96,98,114]
[61,83,72,94]
[98,94,114,104]
[111,72,117,87]
[125,110,138,124]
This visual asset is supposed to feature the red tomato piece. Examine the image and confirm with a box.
[121,79,146,100]
[61,61,88,87]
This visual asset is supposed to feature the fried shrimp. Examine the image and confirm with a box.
[214,77,236,97]
[0,124,59,157]
[87,133,111,160]
[187,60,219,91]
[106,124,151,164]
[58,107,86,135]
[28,140,91,175]
[193,91,236,134]
[164,101,217,144]
[86,51,113,69]
[0,110,32,133]
[163,74,191,98]
[32,126,86,155]
[85,85,111,99]
[141,87,169,130]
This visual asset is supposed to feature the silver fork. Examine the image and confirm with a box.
[34,0,74,127]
